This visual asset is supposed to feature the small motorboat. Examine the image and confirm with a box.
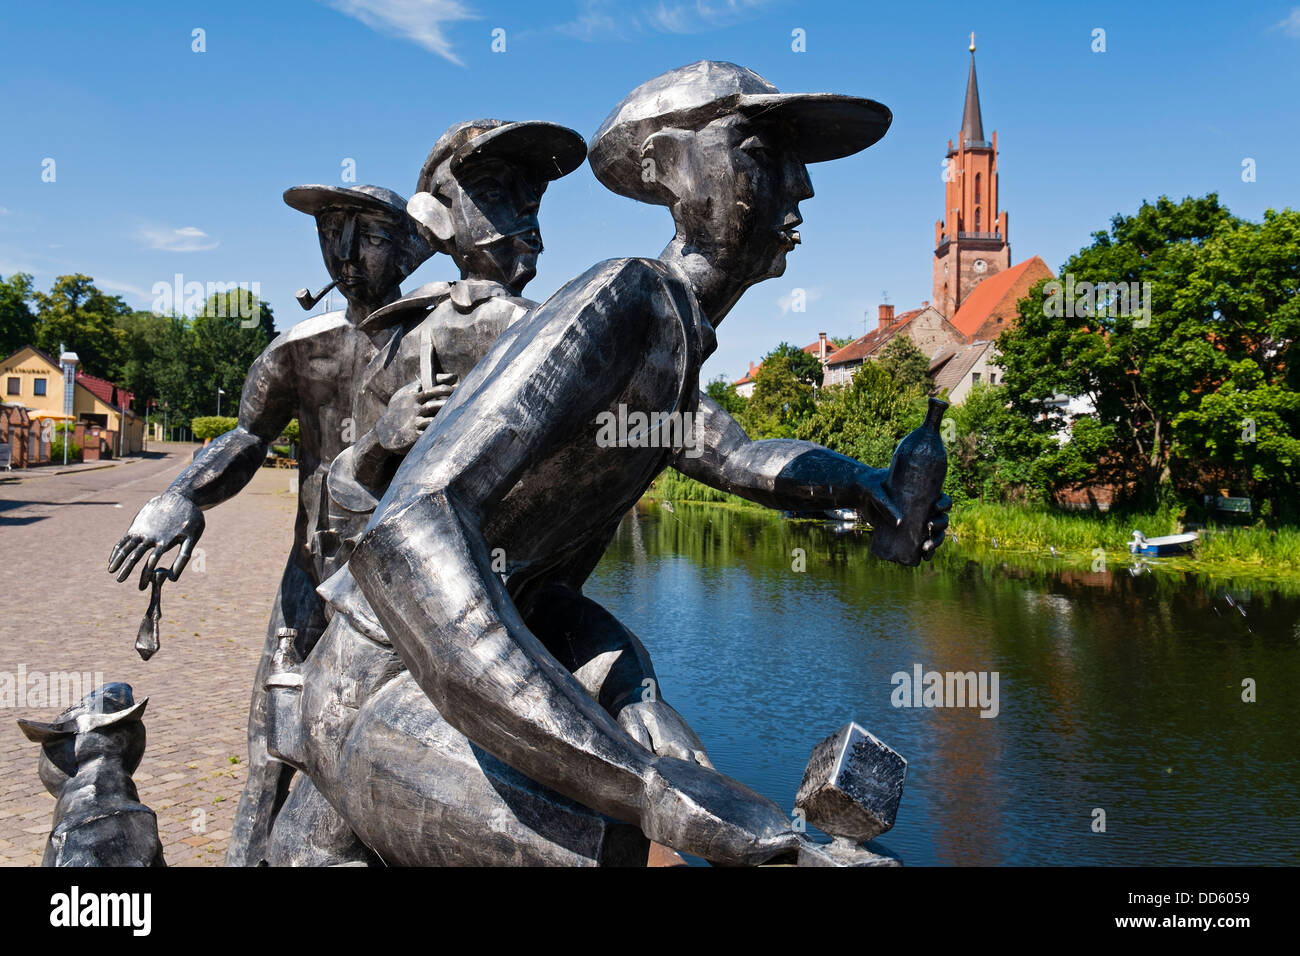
[1129,529,1198,557]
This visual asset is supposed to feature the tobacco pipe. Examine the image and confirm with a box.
[295,280,337,311]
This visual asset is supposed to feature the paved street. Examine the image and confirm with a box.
[0,445,298,866]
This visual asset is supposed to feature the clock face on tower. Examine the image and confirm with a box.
[974,258,988,274]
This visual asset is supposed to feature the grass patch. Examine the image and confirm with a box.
[645,469,761,508]
[950,501,1300,569]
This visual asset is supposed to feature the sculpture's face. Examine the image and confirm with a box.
[676,116,814,284]
[444,160,546,294]
[317,207,408,306]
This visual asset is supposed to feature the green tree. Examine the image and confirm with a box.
[107,309,170,409]
[187,291,274,418]
[32,274,131,376]
[705,375,748,417]
[877,336,930,393]
[1168,208,1300,515]
[941,382,1059,504]
[996,194,1244,504]
[798,360,926,468]
[740,354,815,438]
[0,273,36,357]
[767,341,824,387]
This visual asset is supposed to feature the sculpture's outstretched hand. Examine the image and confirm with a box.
[108,492,205,589]
[856,468,952,561]
[641,756,801,865]
[855,468,903,530]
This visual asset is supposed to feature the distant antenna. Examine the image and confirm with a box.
[882,290,890,304]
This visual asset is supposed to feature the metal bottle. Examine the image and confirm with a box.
[869,397,949,567]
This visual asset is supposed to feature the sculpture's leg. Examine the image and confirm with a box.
[266,775,381,867]
[524,583,659,712]
[328,673,649,866]
[227,557,325,867]
[274,610,647,866]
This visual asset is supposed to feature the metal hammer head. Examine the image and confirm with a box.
[795,722,907,843]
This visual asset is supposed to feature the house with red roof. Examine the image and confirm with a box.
[823,304,965,387]
[0,345,145,457]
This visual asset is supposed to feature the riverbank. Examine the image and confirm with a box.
[643,474,1300,589]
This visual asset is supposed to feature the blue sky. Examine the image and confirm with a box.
[2,0,1298,383]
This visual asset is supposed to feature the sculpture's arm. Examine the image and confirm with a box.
[350,262,797,863]
[675,395,903,523]
[179,342,297,507]
[108,336,297,585]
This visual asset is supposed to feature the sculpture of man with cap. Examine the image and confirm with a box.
[263,118,607,863]
[324,119,587,561]
[105,184,431,866]
[263,62,949,867]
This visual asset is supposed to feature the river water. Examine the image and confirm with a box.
[584,501,1300,866]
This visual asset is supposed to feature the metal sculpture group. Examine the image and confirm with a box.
[24,61,950,867]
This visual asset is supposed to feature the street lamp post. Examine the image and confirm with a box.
[58,344,79,467]
[217,386,226,417]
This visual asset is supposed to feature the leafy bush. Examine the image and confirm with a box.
[50,438,82,462]
[190,416,239,441]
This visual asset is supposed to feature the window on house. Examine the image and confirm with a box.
[33,378,47,396]
[6,377,19,396]
[989,373,997,384]
[972,372,981,384]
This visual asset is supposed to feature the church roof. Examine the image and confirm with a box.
[961,50,986,147]
[950,256,1054,340]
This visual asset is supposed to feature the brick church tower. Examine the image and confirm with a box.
[932,35,1011,319]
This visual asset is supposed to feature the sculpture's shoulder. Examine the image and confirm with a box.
[544,257,694,323]
[280,309,352,342]
[362,282,453,333]
[263,310,353,357]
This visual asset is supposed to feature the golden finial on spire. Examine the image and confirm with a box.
[969,32,976,52]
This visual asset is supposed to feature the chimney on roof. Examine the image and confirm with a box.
[818,331,828,362]
[878,304,895,329]
[921,300,930,309]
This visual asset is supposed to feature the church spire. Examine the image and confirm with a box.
[961,34,986,147]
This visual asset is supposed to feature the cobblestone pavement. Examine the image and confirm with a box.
[0,445,298,866]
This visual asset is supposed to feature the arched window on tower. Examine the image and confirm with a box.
[974,208,981,233]
[974,172,981,206]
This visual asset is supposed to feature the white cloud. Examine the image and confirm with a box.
[135,225,219,253]
[321,0,477,65]
[559,0,775,41]
[1274,8,1300,37]
[0,207,11,215]
[98,277,156,301]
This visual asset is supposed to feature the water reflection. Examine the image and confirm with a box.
[583,502,1300,865]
